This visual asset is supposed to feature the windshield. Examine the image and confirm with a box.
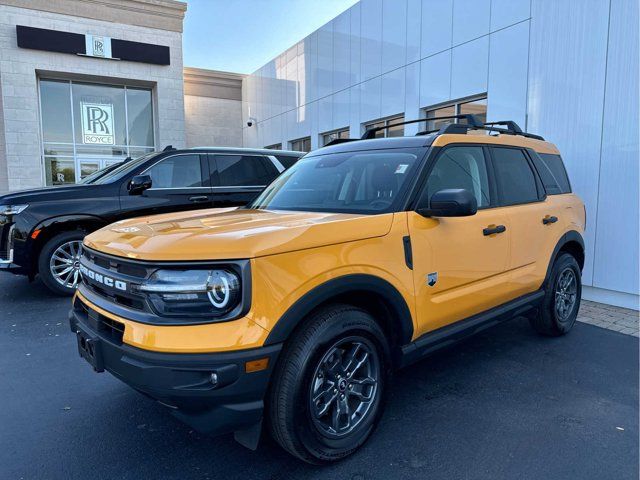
[248,149,421,214]
[78,163,121,184]
[92,152,159,184]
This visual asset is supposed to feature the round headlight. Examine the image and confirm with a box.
[207,270,239,308]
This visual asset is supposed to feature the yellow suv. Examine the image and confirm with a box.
[69,116,585,463]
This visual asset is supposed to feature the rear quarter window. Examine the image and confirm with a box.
[532,153,572,194]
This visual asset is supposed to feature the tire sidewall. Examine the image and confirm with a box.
[289,309,390,461]
[546,253,582,333]
[38,230,86,296]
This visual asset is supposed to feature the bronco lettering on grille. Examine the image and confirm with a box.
[79,264,127,292]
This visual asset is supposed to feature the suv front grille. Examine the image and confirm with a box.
[81,248,152,312]
[0,222,15,262]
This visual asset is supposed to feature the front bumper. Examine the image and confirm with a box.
[68,302,282,438]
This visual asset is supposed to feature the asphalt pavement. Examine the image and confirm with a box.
[0,273,637,479]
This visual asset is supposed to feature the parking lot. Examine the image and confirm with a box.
[0,273,637,480]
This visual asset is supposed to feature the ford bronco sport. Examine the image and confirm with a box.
[69,115,585,463]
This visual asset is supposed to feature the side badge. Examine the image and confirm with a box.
[427,272,438,287]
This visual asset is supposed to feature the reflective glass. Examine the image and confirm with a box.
[45,157,76,185]
[126,88,154,147]
[40,80,73,143]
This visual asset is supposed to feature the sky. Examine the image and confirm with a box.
[183,0,358,74]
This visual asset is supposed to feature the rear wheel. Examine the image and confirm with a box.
[530,252,582,336]
[38,230,86,296]
[268,305,390,464]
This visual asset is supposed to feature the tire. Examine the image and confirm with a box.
[267,304,391,464]
[530,252,582,336]
[38,230,86,296]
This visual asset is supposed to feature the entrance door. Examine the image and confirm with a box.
[408,145,512,336]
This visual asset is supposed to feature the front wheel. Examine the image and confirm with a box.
[267,305,390,464]
[530,252,582,336]
[38,230,86,296]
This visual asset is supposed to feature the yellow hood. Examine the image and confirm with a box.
[84,208,394,261]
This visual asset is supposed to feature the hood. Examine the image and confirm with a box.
[84,208,394,261]
[0,184,95,204]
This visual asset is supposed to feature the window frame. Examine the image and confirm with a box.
[487,145,546,207]
[141,153,209,191]
[363,114,405,138]
[321,127,350,146]
[37,77,157,187]
[208,153,278,188]
[264,143,282,150]
[290,137,311,153]
[422,94,487,132]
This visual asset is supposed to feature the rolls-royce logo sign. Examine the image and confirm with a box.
[92,36,105,57]
[81,102,114,145]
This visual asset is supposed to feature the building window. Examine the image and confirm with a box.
[424,95,487,132]
[39,78,155,186]
[290,137,311,153]
[364,114,404,138]
[321,128,350,146]
[265,143,282,150]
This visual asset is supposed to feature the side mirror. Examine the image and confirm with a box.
[417,188,478,217]
[128,175,152,195]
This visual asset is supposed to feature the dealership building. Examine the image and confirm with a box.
[0,0,637,309]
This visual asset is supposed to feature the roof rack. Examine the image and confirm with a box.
[413,117,545,141]
[361,114,482,140]
[482,121,545,140]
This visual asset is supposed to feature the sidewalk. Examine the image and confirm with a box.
[578,300,639,337]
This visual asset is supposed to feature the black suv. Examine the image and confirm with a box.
[0,147,303,295]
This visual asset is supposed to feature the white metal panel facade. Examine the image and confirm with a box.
[241,0,640,309]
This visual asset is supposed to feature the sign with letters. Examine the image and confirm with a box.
[84,34,112,59]
[81,102,115,145]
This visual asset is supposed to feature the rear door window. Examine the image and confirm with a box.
[211,155,279,186]
[491,147,540,205]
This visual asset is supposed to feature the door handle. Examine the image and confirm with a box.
[189,195,209,203]
[542,215,558,225]
[483,225,506,236]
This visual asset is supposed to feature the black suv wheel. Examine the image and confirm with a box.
[530,252,582,336]
[38,230,86,296]
[268,305,390,464]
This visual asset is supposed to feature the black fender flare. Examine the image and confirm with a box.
[544,230,585,284]
[264,274,414,347]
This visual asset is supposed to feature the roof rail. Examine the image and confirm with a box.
[482,121,544,140]
[162,145,176,152]
[484,120,523,134]
[361,114,483,140]
[415,119,545,141]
